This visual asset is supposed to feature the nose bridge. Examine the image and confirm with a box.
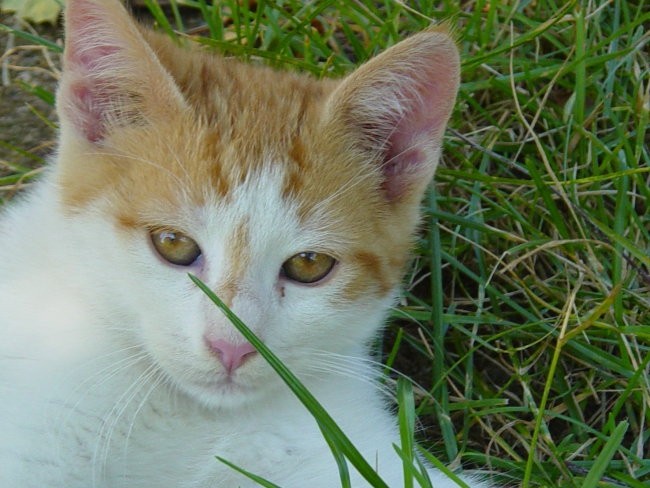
[203,283,263,373]
[229,286,263,330]
[202,214,266,338]
[207,217,253,311]
[213,277,239,310]
[205,276,263,339]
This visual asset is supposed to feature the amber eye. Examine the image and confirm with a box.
[150,229,202,266]
[282,252,336,284]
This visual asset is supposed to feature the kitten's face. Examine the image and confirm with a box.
[61,93,406,408]
[57,0,459,408]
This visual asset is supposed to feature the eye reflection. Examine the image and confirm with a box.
[282,252,336,284]
[150,229,202,266]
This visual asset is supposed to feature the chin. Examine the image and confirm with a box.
[174,370,278,410]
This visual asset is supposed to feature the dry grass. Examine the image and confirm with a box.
[1,1,648,486]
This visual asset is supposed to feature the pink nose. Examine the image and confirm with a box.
[206,338,257,373]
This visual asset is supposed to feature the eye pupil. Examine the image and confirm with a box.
[282,252,336,284]
[150,229,202,266]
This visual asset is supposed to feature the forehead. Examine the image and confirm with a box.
[60,46,388,255]
[105,68,379,229]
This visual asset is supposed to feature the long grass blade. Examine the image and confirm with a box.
[189,274,388,488]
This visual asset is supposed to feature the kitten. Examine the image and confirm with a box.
[0,0,494,486]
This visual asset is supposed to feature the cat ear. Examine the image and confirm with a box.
[58,0,187,143]
[325,28,460,201]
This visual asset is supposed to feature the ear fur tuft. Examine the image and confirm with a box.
[59,0,186,144]
[326,29,460,201]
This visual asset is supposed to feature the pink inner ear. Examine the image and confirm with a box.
[67,45,120,73]
[381,144,426,201]
[61,0,130,143]
[376,80,448,201]
[332,32,459,202]
[68,82,106,143]
[65,0,121,70]
[63,70,122,144]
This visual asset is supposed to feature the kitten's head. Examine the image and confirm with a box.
[56,0,459,408]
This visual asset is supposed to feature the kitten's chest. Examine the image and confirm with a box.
[45,380,310,488]
[91,383,323,487]
[187,407,324,488]
[48,389,215,487]
[95,396,318,488]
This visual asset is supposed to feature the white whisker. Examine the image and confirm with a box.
[120,369,166,481]
[303,349,434,403]
[53,348,150,440]
[92,362,159,487]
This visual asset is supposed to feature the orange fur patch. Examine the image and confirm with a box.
[211,220,251,307]
[57,5,457,302]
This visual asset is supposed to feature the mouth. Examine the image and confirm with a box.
[150,351,271,408]
[177,369,266,408]
[198,374,248,391]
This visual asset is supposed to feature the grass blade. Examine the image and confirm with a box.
[580,421,629,488]
[215,457,283,488]
[189,274,389,488]
[397,377,416,488]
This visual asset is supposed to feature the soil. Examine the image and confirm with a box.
[0,12,61,169]
[0,4,210,171]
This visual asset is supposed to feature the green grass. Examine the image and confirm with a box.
[1,0,649,486]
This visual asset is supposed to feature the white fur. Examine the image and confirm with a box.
[0,0,494,484]
[0,164,494,487]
